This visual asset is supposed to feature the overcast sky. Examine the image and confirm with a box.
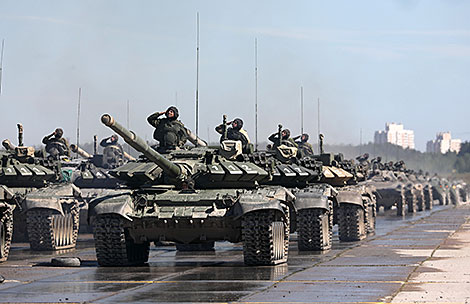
[1,0,469,151]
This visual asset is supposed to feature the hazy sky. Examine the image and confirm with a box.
[1,0,469,151]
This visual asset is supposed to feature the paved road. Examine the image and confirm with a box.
[0,204,469,303]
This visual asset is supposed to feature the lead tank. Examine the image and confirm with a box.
[89,114,295,266]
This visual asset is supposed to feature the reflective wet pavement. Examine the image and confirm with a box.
[1,204,469,303]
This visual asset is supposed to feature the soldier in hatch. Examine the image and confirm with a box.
[147,106,188,152]
[100,134,124,168]
[268,128,297,148]
[293,133,314,157]
[42,128,71,157]
[215,118,250,150]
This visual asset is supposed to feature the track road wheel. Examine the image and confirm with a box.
[27,203,80,251]
[242,210,289,266]
[94,214,149,266]
[338,204,366,242]
[297,208,331,251]
[0,208,13,262]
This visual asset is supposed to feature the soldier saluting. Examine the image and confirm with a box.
[215,117,250,150]
[293,133,314,157]
[268,128,297,148]
[147,106,188,152]
[100,134,124,168]
[42,128,71,157]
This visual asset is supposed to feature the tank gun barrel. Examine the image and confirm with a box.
[70,144,92,158]
[123,151,136,161]
[2,139,16,151]
[186,128,207,147]
[101,114,182,179]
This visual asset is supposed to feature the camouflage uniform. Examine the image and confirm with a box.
[294,133,314,157]
[147,106,188,151]
[100,135,124,168]
[42,128,71,157]
[268,129,297,148]
[215,118,250,149]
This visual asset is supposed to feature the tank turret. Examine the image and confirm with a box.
[101,114,183,180]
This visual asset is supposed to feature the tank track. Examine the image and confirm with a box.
[94,214,149,266]
[242,209,289,265]
[417,191,425,211]
[27,202,80,251]
[406,191,417,213]
[0,207,14,262]
[338,204,366,242]
[396,194,406,216]
[297,208,331,251]
[365,203,376,235]
[424,188,433,210]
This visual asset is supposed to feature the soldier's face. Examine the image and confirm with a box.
[282,131,287,138]
[232,122,238,128]
[167,110,175,118]
[301,135,307,142]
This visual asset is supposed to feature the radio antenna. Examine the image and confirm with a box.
[254,38,258,151]
[317,97,320,152]
[300,86,304,135]
[76,88,82,156]
[195,12,200,140]
[0,39,5,95]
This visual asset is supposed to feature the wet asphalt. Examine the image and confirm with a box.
[0,203,469,303]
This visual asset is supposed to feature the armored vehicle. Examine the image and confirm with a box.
[396,172,424,214]
[318,153,377,242]
[243,147,336,251]
[368,170,407,216]
[89,114,295,266]
[432,177,451,205]
[1,130,81,254]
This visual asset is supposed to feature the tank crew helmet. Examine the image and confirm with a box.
[165,106,179,120]
[301,133,309,142]
[232,118,243,130]
[281,129,290,139]
[54,128,64,138]
[111,134,119,143]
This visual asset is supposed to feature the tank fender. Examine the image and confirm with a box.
[88,191,134,223]
[23,195,64,215]
[295,191,330,211]
[336,190,364,208]
[22,183,81,215]
[236,192,286,218]
[0,185,15,201]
